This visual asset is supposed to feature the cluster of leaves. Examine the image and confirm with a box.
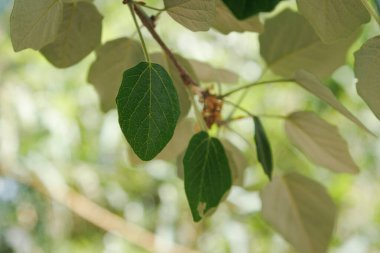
[9,0,380,252]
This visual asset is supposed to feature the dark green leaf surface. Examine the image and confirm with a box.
[116,62,180,161]
[222,0,281,19]
[183,131,232,222]
[253,117,273,180]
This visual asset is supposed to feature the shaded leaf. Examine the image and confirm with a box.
[189,59,239,83]
[261,173,336,253]
[354,35,380,120]
[221,140,248,186]
[294,70,374,136]
[88,38,144,111]
[164,0,216,31]
[285,111,359,173]
[253,117,273,180]
[259,9,356,78]
[10,0,63,51]
[183,131,232,221]
[41,2,103,68]
[116,62,180,161]
[151,53,198,119]
[212,0,263,34]
[296,0,370,43]
[222,0,281,20]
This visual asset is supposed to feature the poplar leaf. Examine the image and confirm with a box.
[183,131,232,222]
[296,0,370,43]
[116,62,180,161]
[294,70,374,136]
[261,173,336,253]
[285,111,359,174]
[354,36,380,120]
[222,0,281,20]
[189,59,239,83]
[221,140,248,186]
[41,2,103,68]
[253,117,273,180]
[164,0,216,31]
[212,0,263,34]
[10,0,63,51]
[260,9,356,78]
[88,38,144,111]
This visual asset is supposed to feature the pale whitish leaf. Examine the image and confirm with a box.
[41,2,103,68]
[260,9,356,78]
[164,0,216,31]
[221,140,248,186]
[129,118,195,165]
[261,173,336,253]
[116,62,180,161]
[151,53,198,119]
[212,0,263,34]
[294,70,374,136]
[354,35,380,120]
[285,111,359,173]
[189,59,239,83]
[10,0,63,51]
[184,131,232,221]
[88,38,144,111]
[296,0,369,43]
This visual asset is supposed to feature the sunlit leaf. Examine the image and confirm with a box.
[41,2,103,68]
[164,0,216,31]
[296,0,369,43]
[285,111,359,173]
[88,38,144,111]
[260,9,356,77]
[222,0,281,20]
[253,117,273,180]
[294,70,374,135]
[354,36,380,120]
[10,0,63,51]
[116,62,180,161]
[212,0,263,34]
[189,59,239,83]
[261,173,336,253]
[183,131,232,222]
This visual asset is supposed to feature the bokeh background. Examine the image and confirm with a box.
[1,0,380,252]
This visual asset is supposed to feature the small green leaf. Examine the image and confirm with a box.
[222,0,281,20]
[116,62,180,161]
[164,0,216,31]
[88,38,145,112]
[253,117,273,180]
[10,0,63,51]
[354,36,380,120]
[40,1,103,68]
[261,173,336,253]
[296,0,370,43]
[183,131,232,222]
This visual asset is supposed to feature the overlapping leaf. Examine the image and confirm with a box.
[294,70,373,135]
[259,9,356,77]
[116,62,180,161]
[222,140,248,186]
[285,111,359,173]
[296,0,370,43]
[88,38,144,111]
[354,36,380,120]
[183,131,232,222]
[41,1,103,68]
[189,59,239,83]
[212,0,263,34]
[10,0,63,51]
[261,173,336,253]
[164,0,216,31]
